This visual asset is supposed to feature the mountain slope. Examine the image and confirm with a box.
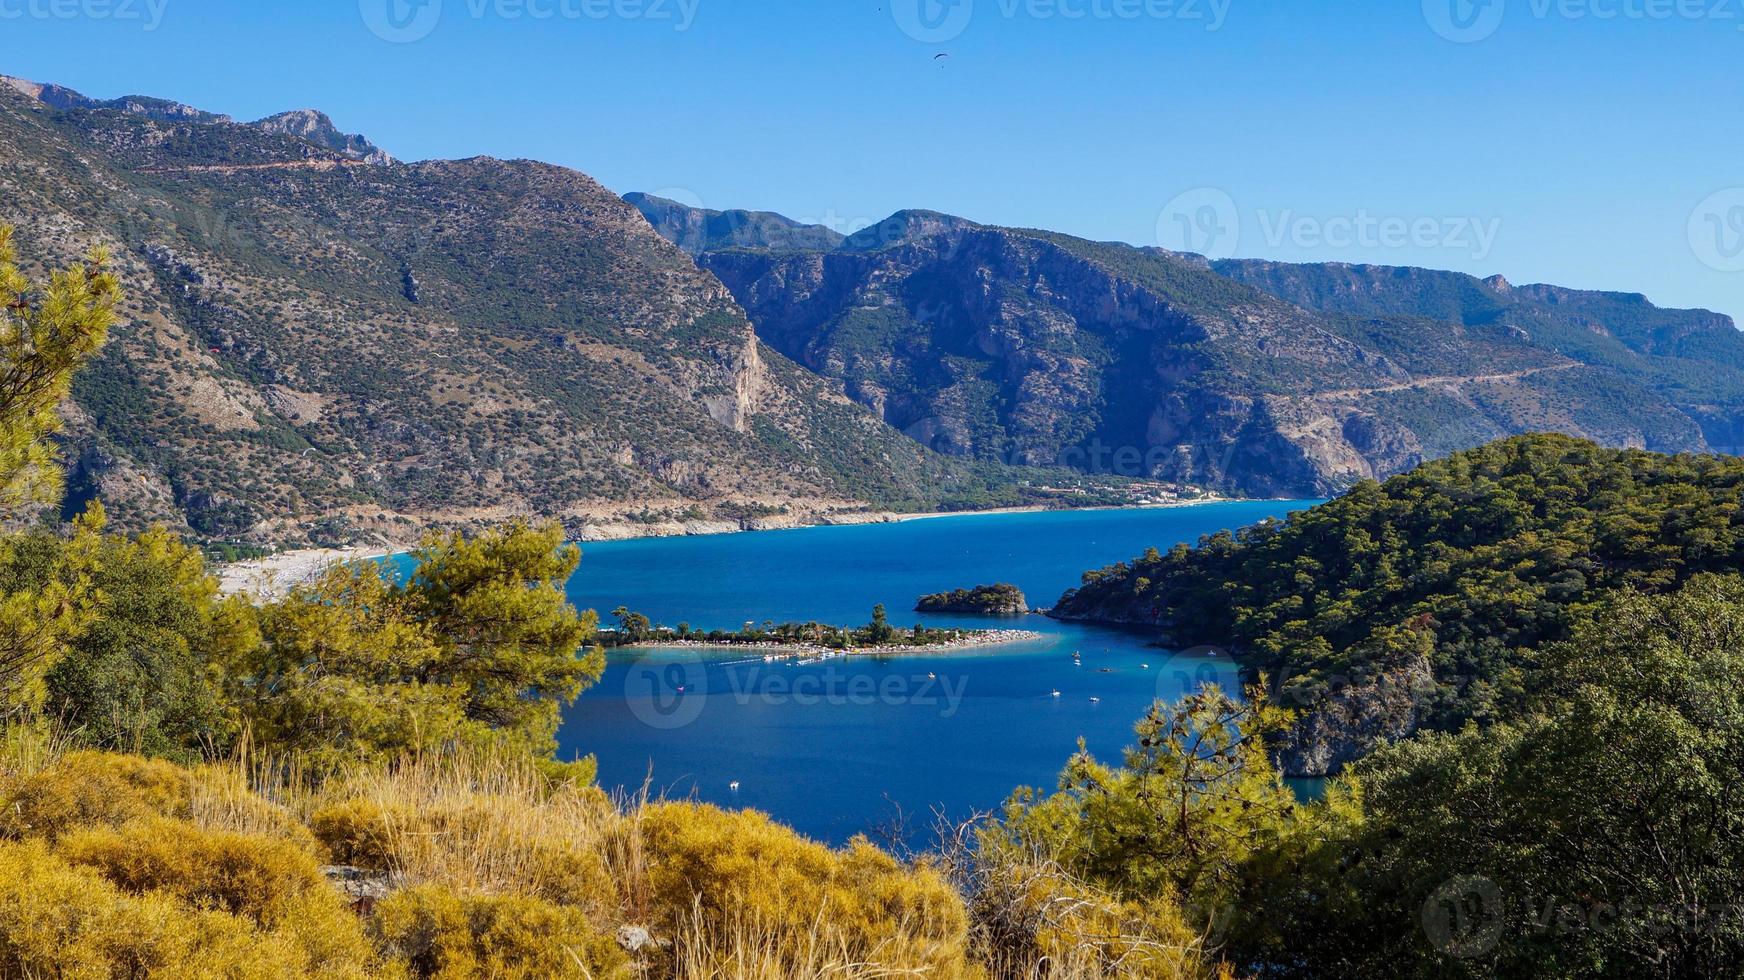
[632,195,1742,496]
[1216,259,1744,453]
[0,77,1015,546]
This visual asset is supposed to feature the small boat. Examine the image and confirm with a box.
[729,781,741,793]
[928,672,937,680]
[1090,697,1102,704]
[1051,690,1062,698]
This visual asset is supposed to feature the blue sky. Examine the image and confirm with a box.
[6,0,1743,321]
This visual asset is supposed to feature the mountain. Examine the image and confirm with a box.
[623,193,845,256]
[631,195,1744,496]
[1215,259,1744,454]
[0,76,1029,547]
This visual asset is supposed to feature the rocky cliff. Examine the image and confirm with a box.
[631,195,1744,498]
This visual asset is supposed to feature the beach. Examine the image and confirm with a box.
[216,546,388,599]
[625,629,1045,658]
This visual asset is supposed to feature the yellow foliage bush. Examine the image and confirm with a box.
[0,749,190,839]
[640,803,977,978]
[0,839,372,979]
[59,816,326,924]
[372,885,629,979]
[57,816,380,974]
[309,755,618,913]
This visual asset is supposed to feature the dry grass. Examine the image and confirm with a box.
[0,728,1228,979]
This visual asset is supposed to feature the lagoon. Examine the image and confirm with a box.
[557,502,1314,843]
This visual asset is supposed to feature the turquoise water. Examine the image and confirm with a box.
[558,502,1314,843]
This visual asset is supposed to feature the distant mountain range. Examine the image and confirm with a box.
[630,193,1744,496]
[4,70,1740,547]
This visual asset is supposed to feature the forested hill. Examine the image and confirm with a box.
[1050,434,1744,775]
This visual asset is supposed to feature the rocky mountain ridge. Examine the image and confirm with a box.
[631,194,1744,497]
[0,75,1026,547]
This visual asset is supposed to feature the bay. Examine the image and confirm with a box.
[557,501,1315,843]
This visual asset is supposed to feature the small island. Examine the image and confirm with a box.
[916,583,1030,616]
[603,604,1039,656]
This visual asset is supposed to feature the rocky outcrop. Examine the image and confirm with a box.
[250,109,393,165]
[1270,651,1438,777]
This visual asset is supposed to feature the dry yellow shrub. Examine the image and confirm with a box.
[60,816,326,923]
[309,754,618,912]
[372,885,630,979]
[0,840,372,979]
[641,803,977,979]
[0,749,190,839]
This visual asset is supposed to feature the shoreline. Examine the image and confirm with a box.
[215,497,1257,597]
[622,629,1046,658]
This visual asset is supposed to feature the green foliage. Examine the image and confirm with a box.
[42,526,254,758]
[1325,575,1744,978]
[997,685,1305,928]
[227,521,602,769]
[917,583,1028,614]
[0,225,119,517]
[1056,434,1744,740]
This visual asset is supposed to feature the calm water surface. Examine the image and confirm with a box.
[557,502,1314,843]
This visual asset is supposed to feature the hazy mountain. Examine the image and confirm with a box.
[624,193,845,256]
[635,196,1744,496]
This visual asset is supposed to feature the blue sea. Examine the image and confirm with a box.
[557,502,1315,843]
